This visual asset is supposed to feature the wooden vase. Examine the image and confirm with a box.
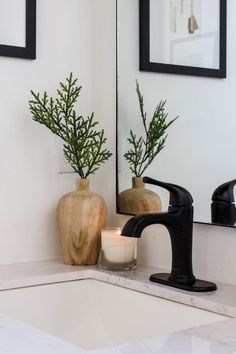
[118,176,162,215]
[57,178,107,265]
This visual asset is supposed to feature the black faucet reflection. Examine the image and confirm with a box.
[121,177,217,292]
[211,179,236,226]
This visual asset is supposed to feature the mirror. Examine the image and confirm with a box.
[140,0,226,78]
[116,0,234,227]
[0,0,36,59]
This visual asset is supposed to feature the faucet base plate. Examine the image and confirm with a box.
[150,273,217,292]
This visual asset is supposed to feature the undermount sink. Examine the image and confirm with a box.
[0,279,228,349]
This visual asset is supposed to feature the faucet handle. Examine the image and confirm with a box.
[212,179,236,203]
[143,176,193,207]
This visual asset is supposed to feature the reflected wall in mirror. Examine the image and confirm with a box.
[116,0,235,227]
[140,0,226,78]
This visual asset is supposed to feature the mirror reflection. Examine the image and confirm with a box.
[118,79,178,214]
[211,180,236,226]
[150,0,220,69]
[140,0,226,77]
[116,0,234,227]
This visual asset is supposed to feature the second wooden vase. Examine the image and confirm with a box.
[118,176,162,214]
[57,178,107,265]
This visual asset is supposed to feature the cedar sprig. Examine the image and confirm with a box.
[124,80,178,177]
[29,73,112,178]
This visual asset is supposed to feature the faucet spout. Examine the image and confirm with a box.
[122,211,177,238]
[121,177,217,293]
[122,206,196,286]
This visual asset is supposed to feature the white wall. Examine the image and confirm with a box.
[1,0,236,287]
[0,0,115,264]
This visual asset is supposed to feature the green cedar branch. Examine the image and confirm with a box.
[29,73,112,179]
[124,80,178,177]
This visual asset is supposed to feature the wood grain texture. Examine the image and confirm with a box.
[118,177,162,215]
[57,178,107,265]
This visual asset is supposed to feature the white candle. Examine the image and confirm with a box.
[101,227,136,264]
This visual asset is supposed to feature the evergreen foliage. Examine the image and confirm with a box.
[29,73,112,178]
[124,81,178,177]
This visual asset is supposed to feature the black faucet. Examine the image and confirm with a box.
[211,179,236,226]
[121,177,217,292]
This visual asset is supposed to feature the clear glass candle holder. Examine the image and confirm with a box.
[101,227,137,271]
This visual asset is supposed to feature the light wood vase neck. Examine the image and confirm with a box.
[76,178,90,191]
[132,176,145,189]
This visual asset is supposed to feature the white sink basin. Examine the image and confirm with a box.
[0,279,227,349]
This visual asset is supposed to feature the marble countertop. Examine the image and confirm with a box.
[1,259,236,353]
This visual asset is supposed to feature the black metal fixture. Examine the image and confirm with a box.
[121,176,217,292]
[211,179,236,226]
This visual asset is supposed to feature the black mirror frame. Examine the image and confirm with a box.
[0,0,36,60]
[140,0,227,78]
